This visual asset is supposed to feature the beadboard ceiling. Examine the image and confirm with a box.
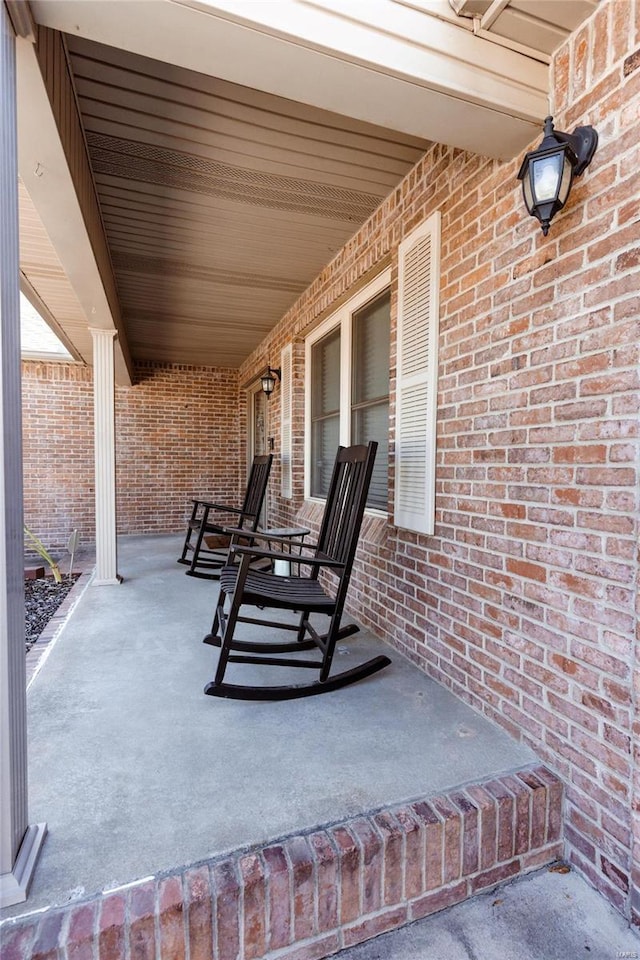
[63,36,430,368]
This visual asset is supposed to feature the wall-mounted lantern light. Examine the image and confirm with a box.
[517,115,597,235]
[260,366,281,397]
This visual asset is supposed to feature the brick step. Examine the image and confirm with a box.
[0,764,563,960]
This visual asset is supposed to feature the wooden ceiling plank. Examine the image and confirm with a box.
[96,187,360,238]
[122,282,294,304]
[105,223,349,256]
[128,313,276,331]
[65,34,432,150]
[101,216,354,250]
[75,96,418,183]
[115,278,305,301]
[68,51,429,162]
[99,199,355,238]
[104,238,350,278]
[78,110,412,191]
[92,171,379,229]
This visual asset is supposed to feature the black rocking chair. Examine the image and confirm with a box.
[203,442,391,700]
[178,454,273,579]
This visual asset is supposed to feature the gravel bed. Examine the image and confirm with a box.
[24,575,80,651]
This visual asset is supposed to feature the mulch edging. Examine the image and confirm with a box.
[25,575,80,650]
[25,555,96,687]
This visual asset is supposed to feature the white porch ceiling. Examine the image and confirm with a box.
[65,36,431,368]
[31,0,552,158]
[19,0,596,372]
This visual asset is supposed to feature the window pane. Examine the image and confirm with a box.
[311,326,341,498]
[352,402,389,510]
[352,292,390,405]
[311,414,340,498]
[352,290,390,510]
[312,328,340,417]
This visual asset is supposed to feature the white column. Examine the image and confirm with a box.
[0,9,46,908]
[91,328,121,585]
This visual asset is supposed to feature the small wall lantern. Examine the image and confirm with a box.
[517,115,597,235]
[260,366,281,397]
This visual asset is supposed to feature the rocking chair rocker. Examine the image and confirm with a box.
[178,454,273,579]
[203,442,391,700]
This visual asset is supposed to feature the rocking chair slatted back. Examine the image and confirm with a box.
[316,444,376,570]
[240,455,273,529]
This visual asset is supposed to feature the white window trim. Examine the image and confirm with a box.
[246,379,264,473]
[304,267,392,508]
[280,343,293,498]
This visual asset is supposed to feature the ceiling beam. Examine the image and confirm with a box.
[480,0,510,31]
[15,27,134,384]
[4,0,36,40]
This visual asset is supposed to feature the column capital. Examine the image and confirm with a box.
[90,327,118,342]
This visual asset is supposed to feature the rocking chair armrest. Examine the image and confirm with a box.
[221,525,264,540]
[191,500,246,515]
[222,527,308,545]
[231,544,346,569]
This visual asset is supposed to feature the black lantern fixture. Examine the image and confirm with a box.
[517,115,597,235]
[260,366,281,397]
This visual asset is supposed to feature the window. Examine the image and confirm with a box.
[305,215,440,529]
[306,270,391,510]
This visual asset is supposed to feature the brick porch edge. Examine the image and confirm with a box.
[1,765,563,960]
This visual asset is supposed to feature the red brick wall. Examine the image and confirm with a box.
[115,362,241,535]
[1,766,563,960]
[21,360,241,551]
[22,361,95,551]
[549,0,640,918]
[238,0,640,919]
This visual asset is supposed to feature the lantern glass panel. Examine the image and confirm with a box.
[522,168,534,212]
[532,153,562,203]
[558,153,574,205]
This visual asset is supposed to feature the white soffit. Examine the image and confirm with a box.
[19,179,89,365]
[20,292,73,361]
[447,0,598,57]
[30,0,553,159]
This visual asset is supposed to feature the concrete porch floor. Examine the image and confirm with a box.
[5,534,539,918]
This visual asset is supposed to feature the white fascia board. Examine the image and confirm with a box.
[30,0,546,158]
[275,0,544,98]
[15,36,133,385]
[176,0,547,112]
